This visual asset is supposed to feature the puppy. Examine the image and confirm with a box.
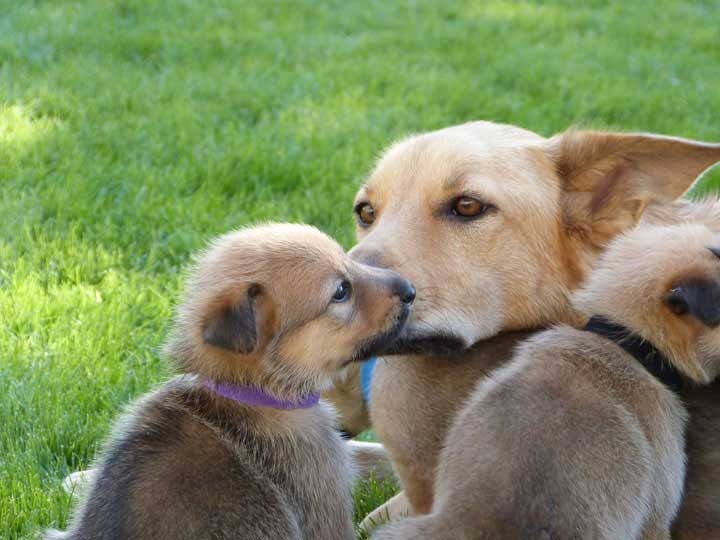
[640,199,720,538]
[349,121,720,526]
[358,331,538,529]
[373,220,720,540]
[46,223,415,540]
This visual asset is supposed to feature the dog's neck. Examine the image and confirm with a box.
[583,316,687,393]
[204,380,320,410]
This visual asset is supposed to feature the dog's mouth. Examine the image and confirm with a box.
[345,304,412,364]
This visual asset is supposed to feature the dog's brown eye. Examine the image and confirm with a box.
[355,203,376,226]
[451,197,490,218]
[332,280,352,303]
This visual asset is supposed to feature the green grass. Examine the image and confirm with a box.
[1,0,719,537]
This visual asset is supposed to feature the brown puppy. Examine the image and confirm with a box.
[373,220,720,540]
[46,223,415,540]
[349,121,720,526]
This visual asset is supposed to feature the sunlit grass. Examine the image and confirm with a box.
[1,0,718,538]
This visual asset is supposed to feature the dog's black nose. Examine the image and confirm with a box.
[395,280,416,305]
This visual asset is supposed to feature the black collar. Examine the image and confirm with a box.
[583,316,686,393]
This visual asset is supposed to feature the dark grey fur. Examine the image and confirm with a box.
[46,376,354,540]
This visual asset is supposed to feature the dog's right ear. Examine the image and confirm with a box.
[203,285,274,354]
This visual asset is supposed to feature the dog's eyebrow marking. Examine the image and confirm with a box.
[443,163,483,190]
[353,184,372,202]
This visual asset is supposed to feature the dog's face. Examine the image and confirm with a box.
[350,121,720,354]
[575,221,720,383]
[167,224,414,397]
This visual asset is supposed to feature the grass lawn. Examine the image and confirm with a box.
[1,0,719,537]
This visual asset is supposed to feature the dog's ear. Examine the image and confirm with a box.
[547,130,720,247]
[203,284,276,354]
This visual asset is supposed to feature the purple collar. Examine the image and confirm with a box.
[204,380,320,410]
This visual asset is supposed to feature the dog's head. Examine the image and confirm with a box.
[166,224,414,399]
[350,121,720,354]
[574,218,720,384]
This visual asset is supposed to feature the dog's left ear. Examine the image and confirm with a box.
[547,130,720,247]
[203,284,276,355]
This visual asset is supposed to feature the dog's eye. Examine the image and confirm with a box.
[332,280,352,303]
[451,197,493,219]
[355,202,376,227]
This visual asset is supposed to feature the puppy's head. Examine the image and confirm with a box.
[165,224,414,399]
[350,121,720,354]
[574,218,720,383]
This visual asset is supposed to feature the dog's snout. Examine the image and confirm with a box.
[394,279,416,305]
[348,246,384,269]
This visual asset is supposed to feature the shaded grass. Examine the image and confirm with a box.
[1,0,718,537]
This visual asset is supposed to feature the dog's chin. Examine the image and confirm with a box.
[380,333,469,356]
[344,304,411,365]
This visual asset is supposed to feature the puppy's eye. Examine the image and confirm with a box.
[355,202,376,227]
[451,196,493,219]
[332,280,352,303]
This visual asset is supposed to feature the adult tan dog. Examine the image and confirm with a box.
[374,220,720,540]
[349,121,720,533]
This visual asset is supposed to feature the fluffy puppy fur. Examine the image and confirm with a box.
[46,223,414,540]
[350,121,720,528]
[373,221,720,540]
[641,199,720,538]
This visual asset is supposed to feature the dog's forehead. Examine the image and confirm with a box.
[362,123,548,194]
[202,225,347,284]
[358,126,555,213]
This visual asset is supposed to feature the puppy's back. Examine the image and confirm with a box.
[49,378,301,540]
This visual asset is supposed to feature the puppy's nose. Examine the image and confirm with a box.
[394,279,416,305]
[666,278,720,328]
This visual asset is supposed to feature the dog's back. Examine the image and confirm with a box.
[49,376,353,540]
[374,327,685,540]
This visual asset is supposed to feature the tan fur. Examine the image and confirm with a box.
[349,121,720,529]
[374,221,720,540]
[48,224,414,540]
[643,200,720,538]
[322,363,370,437]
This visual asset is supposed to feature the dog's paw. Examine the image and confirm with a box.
[62,469,96,496]
[359,491,411,535]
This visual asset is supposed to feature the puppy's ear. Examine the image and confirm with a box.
[547,130,720,247]
[203,285,275,354]
[667,279,720,329]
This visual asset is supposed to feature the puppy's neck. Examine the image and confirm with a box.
[189,350,332,406]
[583,316,688,392]
[192,377,331,436]
[204,379,320,410]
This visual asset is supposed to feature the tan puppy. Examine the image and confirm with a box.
[349,122,720,526]
[373,221,720,540]
[47,224,415,540]
[641,199,720,538]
